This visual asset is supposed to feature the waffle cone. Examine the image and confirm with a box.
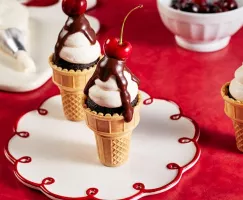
[221,82,243,152]
[233,121,243,152]
[49,54,97,121]
[82,94,142,167]
[59,88,84,121]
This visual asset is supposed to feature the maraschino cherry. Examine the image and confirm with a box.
[104,5,143,60]
[62,0,87,16]
[193,0,206,5]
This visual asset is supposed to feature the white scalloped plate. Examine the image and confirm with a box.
[0,1,100,92]
[5,91,200,200]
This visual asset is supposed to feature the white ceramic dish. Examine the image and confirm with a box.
[5,91,200,200]
[157,0,243,52]
[0,1,100,92]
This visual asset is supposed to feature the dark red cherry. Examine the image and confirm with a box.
[171,0,180,9]
[104,38,132,60]
[179,0,190,3]
[181,2,200,13]
[223,0,230,8]
[228,0,238,10]
[193,0,206,5]
[219,0,238,10]
[172,4,181,9]
[199,4,211,13]
[209,4,223,13]
[62,0,87,16]
[172,2,181,9]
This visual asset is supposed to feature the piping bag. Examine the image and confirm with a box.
[0,28,36,73]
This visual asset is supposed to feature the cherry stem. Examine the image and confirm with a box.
[119,4,143,45]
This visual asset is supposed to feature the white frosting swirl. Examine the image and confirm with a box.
[229,66,243,101]
[59,28,101,64]
[89,71,138,108]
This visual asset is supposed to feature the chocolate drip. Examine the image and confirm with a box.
[54,14,96,62]
[126,67,140,85]
[84,56,140,122]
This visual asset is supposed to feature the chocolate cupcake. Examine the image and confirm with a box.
[86,93,139,116]
[54,57,99,71]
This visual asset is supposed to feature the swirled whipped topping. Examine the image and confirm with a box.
[89,70,138,108]
[229,65,243,101]
[54,15,100,64]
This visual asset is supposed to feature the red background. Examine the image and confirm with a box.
[1,0,243,199]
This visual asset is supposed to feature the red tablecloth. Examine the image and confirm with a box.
[1,0,243,199]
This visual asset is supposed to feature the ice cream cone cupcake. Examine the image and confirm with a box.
[221,65,243,152]
[82,5,143,167]
[49,0,101,121]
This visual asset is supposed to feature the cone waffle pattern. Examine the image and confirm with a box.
[83,94,142,167]
[233,121,243,152]
[49,54,97,121]
[95,132,131,166]
[60,88,84,121]
[221,82,243,152]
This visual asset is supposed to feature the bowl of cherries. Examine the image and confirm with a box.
[157,0,243,52]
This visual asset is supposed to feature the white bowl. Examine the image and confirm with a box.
[157,0,243,52]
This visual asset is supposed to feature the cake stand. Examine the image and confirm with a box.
[0,1,100,92]
[5,91,200,200]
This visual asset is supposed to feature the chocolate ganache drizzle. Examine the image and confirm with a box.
[84,56,140,122]
[53,15,96,63]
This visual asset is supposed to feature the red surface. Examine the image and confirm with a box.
[1,0,243,200]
